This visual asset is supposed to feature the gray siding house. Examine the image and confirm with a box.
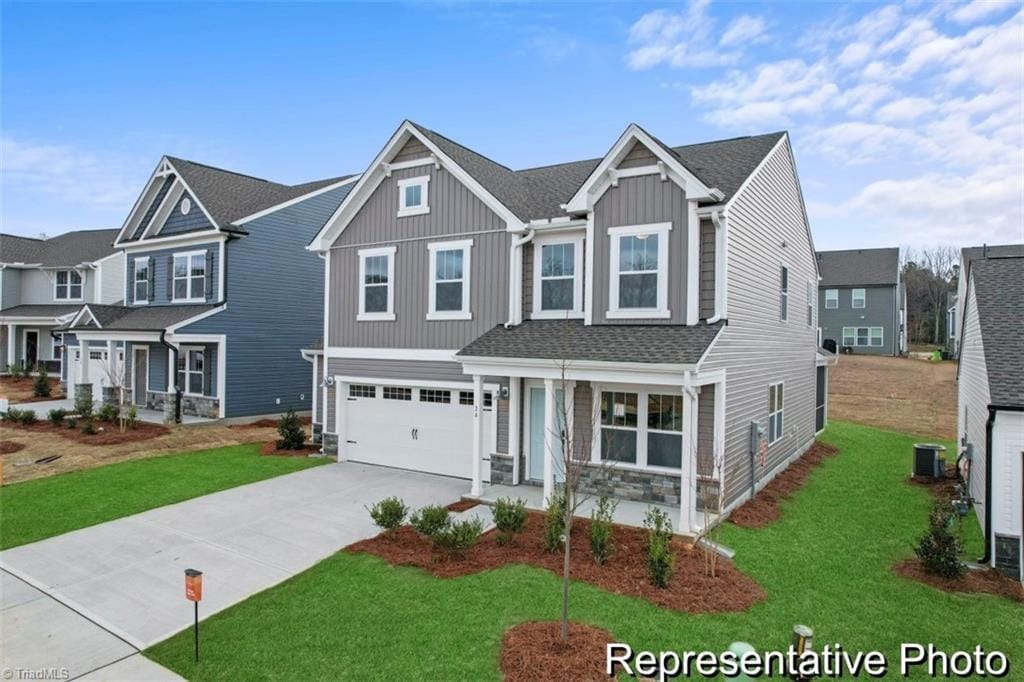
[62,156,357,419]
[308,121,823,535]
[957,255,1023,582]
[0,229,123,377]
[816,247,904,356]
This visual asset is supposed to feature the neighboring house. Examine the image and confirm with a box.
[957,255,1023,582]
[61,156,357,419]
[308,120,823,534]
[0,229,122,376]
[816,247,904,356]
[951,243,1024,356]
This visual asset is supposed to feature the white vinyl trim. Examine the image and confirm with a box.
[606,222,672,319]
[426,239,473,321]
[397,175,430,218]
[132,256,150,304]
[53,269,84,301]
[171,250,208,303]
[357,246,397,322]
[532,232,584,319]
[325,346,457,361]
[132,344,150,399]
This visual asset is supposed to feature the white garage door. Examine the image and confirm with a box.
[344,383,496,480]
[69,348,123,400]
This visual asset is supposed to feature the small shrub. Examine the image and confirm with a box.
[368,497,408,535]
[66,418,77,429]
[492,497,527,545]
[96,403,119,423]
[126,405,138,428]
[432,517,484,557]
[74,392,94,421]
[3,408,37,426]
[915,502,966,580]
[33,367,51,397]
[410,505,450,538]
[543,489,567,553]
[590,496,618,565]
[276,409,306,450]
[80,419,97,435]
[0,409,13,422]
[8,363,25,380]
[47,408,68,426]
[644,507,675,588]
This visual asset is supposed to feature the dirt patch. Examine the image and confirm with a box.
[3,419,169,446]
[893,559,1024,603]
[259,441,320,456]
[0,441,26,455]
[907,468,959,501]
[347,512,764,613]
[828,354,956,439]
[501,621,615,682]
[729,442,840,528]
[0,377,63,403]
[230,416,312,430]
[446,499,479,512]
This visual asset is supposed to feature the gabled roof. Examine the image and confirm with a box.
[960,243,1024,272]
[0,229,119,267]
[968,256,1024,408]
[0,304,84,320]
[816,247,900,287]
[67,303,222,332]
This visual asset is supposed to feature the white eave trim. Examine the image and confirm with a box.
[114,156,220,247]
[69,305,102,329]
[165,304,226,332]
[234,175,361,226]
[456,353,697,382]
[325,346,457,362]
[120,230,228,252]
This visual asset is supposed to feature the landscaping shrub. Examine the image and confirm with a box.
[127,405,138,428]
[276,409,306,450]
[590,496,618,565]
[644,507,675,588]
[33,367,51,397]
[368,497,408,535]
[66,418,77,429]
[410,505,450,538]
[47,408,68,426]
[96,403,119,423]
[492,497,527,545]
[74,392,94,421]
[915,502,966,580]
[3,408,37,426]
[80,420,96,435]
[432,517,484,557]
[543,489,567,553]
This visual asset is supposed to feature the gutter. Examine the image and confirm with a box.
[159,330,181,424]
[504,229,536,328]
[707,210,727,324]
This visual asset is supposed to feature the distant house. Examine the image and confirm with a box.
[957,255,1023,582]
[950,243,1024,356]
[816,247,904,356]
[0,229,122,376]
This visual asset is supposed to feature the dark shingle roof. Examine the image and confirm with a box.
[69,304,222,332]
[1,229,119,266]
[410,122,785,221]
[0,304,84,319]
[969,256,1024,408]
[960,244,1024,272]
[457,320,723,365]
[816,247,900,287]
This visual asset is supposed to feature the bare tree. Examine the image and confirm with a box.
[101,352,129,432]
[902,245,957,345]
[691,432,725,578]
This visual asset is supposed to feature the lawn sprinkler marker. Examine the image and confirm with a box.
[185,568,203,662]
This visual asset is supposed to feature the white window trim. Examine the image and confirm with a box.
[806,280,814,327]
[532,233,584,319]
[591,384,686,472]
[171,250,207,303]
[397,175,430,218]
[53,269,84,302]
[780,264,789,322]
[357,246,397,322]
[178,345,205,397]
[842,326,884,347]
[133,256,150,305]
[426,239,472,321]
[606,222,672,320]
[768,382,784,445]
[851,288,866,309]
[824,288,838,309]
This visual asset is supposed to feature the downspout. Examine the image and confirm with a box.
[978,407,996,564]
[159,329,181,424]
[707,210,727,324]
[504,229,536,328]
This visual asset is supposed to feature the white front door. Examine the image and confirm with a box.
[344,383,495,480]
[526,384,566,483]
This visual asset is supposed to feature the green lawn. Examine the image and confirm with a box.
[0,444,327,550]
[146,422,1022,680]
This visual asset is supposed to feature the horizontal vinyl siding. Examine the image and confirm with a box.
[958,280,991,532]
[159,191,214,235]
[125,243,219,306]
[701,139,819,509]
[818,285,897,355]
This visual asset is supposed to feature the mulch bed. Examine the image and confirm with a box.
[3,420,169,446]
[446,499,479,512]
[259,441,320,456]
[230,416,312,430]
[729,442,840,528]
[347,512,764,613]
[501,621,615,682]
[893,559,1024,603]
[907,466,959,501]
[0,377,63,402]
[0,441,26,455]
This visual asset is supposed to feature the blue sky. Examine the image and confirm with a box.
[2,1,1022,251]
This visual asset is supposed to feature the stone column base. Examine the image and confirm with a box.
[163,392,178,424]
[322,433,339,460]
[312,423,323,444]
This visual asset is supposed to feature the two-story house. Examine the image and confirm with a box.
[308,121,822,534]
[62,156,357,420]
[1,229,122,377]
[816,247,905,356]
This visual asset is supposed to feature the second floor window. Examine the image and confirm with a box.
[534,236,583,318]
[780,266,789,321]
[427,240,472,320]
[852,288,866,308]
[134,257,150,303]
[173,252,206,302]
[54,270,83,300]
[607,223,671,319]
[825,288,838,309]
[358,246,396,321]
[397,176,429,217]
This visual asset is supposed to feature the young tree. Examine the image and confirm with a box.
[101,351,129,432]
[692,430,725,578]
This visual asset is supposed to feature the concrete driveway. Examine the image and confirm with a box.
[0,462,466,679]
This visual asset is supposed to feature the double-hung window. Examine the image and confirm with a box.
[397,176,429,217]
[533,235,583,318]
[54,270,83,300]
[600,391,638,464]
[173,251,206,302]
[851,288,866,309]
[768,383,784,444]
[824,288,838,309]
[133,257,150,303]
[427,240,471,320]
[607,223,671,318]
[780,266,789,321]
[178,347,204,396]
[842,326,884,347]
[598,389,686,469]
[358,246,396,321]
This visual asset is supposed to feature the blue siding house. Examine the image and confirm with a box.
[63,156,356,420]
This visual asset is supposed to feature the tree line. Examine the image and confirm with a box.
[901,246,958,347]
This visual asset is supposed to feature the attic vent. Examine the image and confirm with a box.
[180,198,192,215]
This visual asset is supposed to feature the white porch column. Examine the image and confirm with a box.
[336,380,348,461]
[508,376,521,485]
[471,374,484,497]
[6,324,15,369]
[80,343,91,384]
[542,378,556,507]
[166,347,175,393]
[680,386,698,534]
[106,340,117,392]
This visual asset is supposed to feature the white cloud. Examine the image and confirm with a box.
[626,1,766,69]
[949,0,1016,25]
[720,15,766,47]
[874,96,936,123]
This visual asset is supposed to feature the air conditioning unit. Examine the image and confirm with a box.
[913,443,947,478]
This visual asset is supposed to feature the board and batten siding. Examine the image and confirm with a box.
[327,163,510,349]
[700,138,819,509]
[958,278,991,529]
[699,219,716,320]
[591,174,689,325]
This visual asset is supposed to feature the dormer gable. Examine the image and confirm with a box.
[115,157,220,246]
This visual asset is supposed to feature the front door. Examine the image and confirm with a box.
[24,331,38,368]
[133,347,148,407]
[527,385,566,483]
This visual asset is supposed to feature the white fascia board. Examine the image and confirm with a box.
[160,159,220,231]
[325,346,457,362]
[693,325,726,371]
[0,316,70,326]
[73,330,161,342]
[140,180,187,240]
[164,304,226,333]
[68,305,100,329]
[121,230,228,253]
[234,175,362,226]
[115,157,169,244]
[457,355,695,385]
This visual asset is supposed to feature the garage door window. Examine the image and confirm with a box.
[383,386,412,401]
[459,390,495,407]
[350,384,375,398]
[420,389,451,403]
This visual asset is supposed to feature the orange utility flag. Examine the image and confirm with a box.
[185,569,203,602]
